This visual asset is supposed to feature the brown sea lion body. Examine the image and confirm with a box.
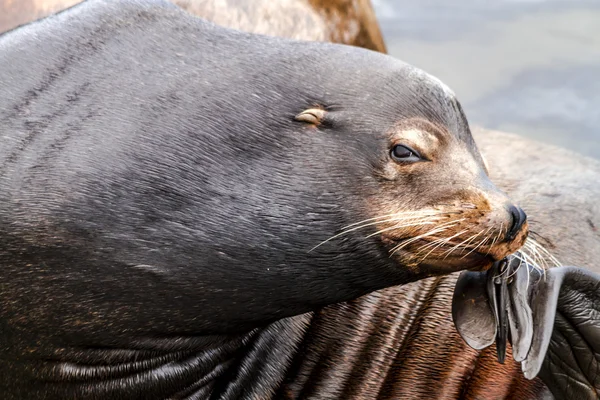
[0,0,386,53]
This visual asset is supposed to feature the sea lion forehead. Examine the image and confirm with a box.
[403,64,456,101]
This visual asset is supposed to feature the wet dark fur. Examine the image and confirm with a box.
[0,0,463,332]
[0,0,503,398]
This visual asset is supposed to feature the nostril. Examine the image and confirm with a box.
[506,205,527,241]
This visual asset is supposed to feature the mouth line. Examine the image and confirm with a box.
[384,237,498,272]
[416,251,496,272]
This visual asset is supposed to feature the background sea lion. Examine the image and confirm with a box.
[0,0,529,398]
[0,0,386,54]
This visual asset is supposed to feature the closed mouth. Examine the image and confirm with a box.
[419,251,496,272]
[383,236,498,272]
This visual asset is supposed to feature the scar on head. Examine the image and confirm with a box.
[295,106,326,126]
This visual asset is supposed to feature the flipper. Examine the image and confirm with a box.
[453,258,600,399]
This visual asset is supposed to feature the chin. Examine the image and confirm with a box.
[426,252,496,273]
[395,250,497,277]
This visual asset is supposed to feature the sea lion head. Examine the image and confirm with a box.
[0,1,528,335]
[294,55,528,276]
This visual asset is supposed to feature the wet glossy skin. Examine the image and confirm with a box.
[2,1,598,399]
[0,1,529,398]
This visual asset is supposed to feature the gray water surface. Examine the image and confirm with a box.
[372,0,600,158]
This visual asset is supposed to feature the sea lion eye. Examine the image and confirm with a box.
[391,144,421,163]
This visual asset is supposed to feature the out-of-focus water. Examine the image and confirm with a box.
[372,0,600,159]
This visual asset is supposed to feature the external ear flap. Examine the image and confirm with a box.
[527,266,600,399]
[294,108,326,126]
[452,269,497,350]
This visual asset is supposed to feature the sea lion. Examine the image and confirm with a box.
[3,1,599,399]
[0,0,528,398]
[0,0,387,54]
[156,1,600,399]
[154,1,600,399]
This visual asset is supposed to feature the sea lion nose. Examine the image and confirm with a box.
[506,205,527,241]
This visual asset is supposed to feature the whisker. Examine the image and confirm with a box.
[416,228,469,253]
[514,249,539,284]
[523,243,544,269]
[523,244,550,279]
[309,214,443,252]
[345,215,439,233]
[390,227,453,253]
[523,252,534,286]
[340,210,445,230]
[521,247,544,277]
[524,242,548,270]
[461,225,493,253]
[389,226,440,251]
[390,218,467,251]
[488,223,504,254]
[476,234,493,253]
[525,238,561,267]
[460,228,493,259]
[415,229,469,253]
[414,237,448,253]
[527,230,555,249]
[364,221,437,239]
[390,223,461,256]
[443,231,483,259]
[417,230,470,261]
[506,256,524,280]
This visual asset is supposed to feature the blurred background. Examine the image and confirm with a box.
[372,0,600,159]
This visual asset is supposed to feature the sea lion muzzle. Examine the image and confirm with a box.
[507,205,527,241]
